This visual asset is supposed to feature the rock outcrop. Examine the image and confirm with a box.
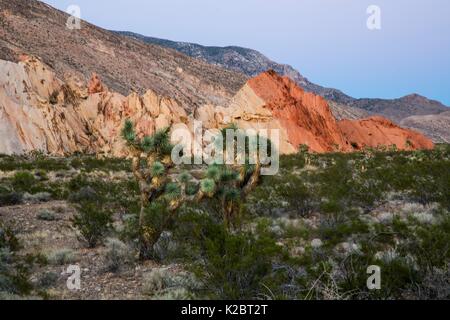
[338,116,434,150]
[0,56,434,156]
[200,71,351,153]
[192,71,433,154]
[0,56,187,156]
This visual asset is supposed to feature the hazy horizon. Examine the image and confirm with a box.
[41,0,450,105]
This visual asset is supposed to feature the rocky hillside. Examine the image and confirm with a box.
[117,31,354,105]
[338,116,434,150]
[0,55,191,155]
[348,94,449,123]
[0,0,246,110]
[401,111,450,143]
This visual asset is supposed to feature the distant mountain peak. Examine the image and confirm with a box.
[400,93,447,106]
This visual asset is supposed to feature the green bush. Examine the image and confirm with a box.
[12,171,36,192]
[103,238,134,273]
[0,192,23,207]
[0,223,32,296]
[37,209,58,221]
[72,201,113,248]
[46,249,76,266]
[37,271,59,288]
[173,210,282,299]
[200,224,281,299]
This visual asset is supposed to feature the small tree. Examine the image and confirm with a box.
[72,201,113,248]
[298,144,311,166]
[121,120,267,259]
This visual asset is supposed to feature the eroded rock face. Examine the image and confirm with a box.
[338,116,434,150]
[0,57,187,156]
[0,56,88,155]
[88,73,106,94]
[0,57,434,157]
[193,71,351,154]
[194,71,434,154]
[246,71,351,153]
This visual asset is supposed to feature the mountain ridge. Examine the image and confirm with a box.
[0,0,247,110]
[116,31,355,105]
[117,31,449,143]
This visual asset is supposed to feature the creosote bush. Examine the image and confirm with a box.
[46,249,76,266]
[71,201,113,248]
[103,238,134,273]
[0,223,33,296]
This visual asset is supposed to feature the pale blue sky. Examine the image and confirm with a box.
[42,0,450,105]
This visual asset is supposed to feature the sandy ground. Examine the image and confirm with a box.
[0,201,161,300]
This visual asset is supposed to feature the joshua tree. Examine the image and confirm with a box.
[299,144,311,166]
[121,120,266,259]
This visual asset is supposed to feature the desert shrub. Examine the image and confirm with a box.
[142,267,199,299]
[12,171,36,192]
[281,182,316,217]
[37,209,58,221]
[0,223,20,253]
[401,213,450,271]
[37,271,59,288]
[72,201,113,248]
[68,186,97,203]
[77,157,131,173]
[23,192,52,204]
[172,210,282,299]
[152,287,191,300]
[0,223,32,296]
[103,238,134,273]
[34,170,48,182]
[0,192,23,207]
[34,158,69,172]
[407,265,450,299]
[152,231,177,262]
[199,225,281,299]
[46,249,77,266]
[0,154,69,172]
[67,174,91,192]
[142,268,172,295]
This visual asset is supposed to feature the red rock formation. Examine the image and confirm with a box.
[88,73,106,94]
[338,116,434,150]
[246,70,351,153]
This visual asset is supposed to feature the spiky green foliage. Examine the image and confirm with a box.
[122,121,264,259]
[140,128,173,155]
[179,172,192,184]
[0,223,32,296]
[122,119,173,156]
[206,165,221,181]
[165,183,181,200]
[200,179,216,195]
[121,119,136,144]
[151,161,165,177]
